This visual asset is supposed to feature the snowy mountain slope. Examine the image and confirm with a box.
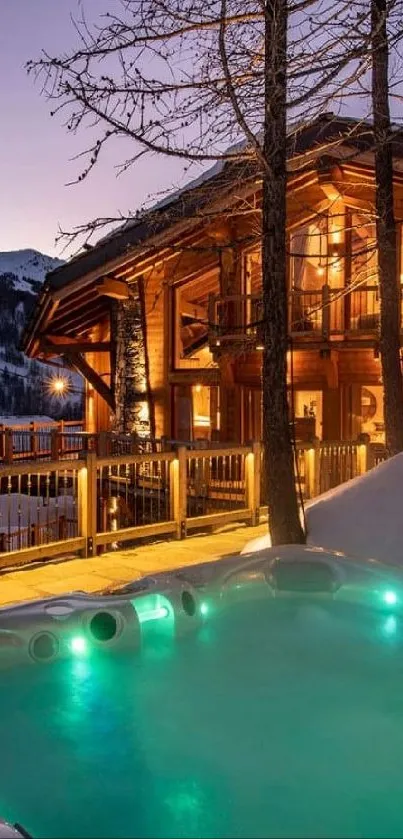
[0,249,64,289]
[0,249,83,419]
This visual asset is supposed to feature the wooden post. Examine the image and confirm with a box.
[305,438,320,499]
[50,429,59,461]
[30,421,37,458]
[208,293,217,349]
[356,433,371,475]
[59,420,64,455]
[304,437,321,498]
[170,446,187,539]
[4,429,13,464]
[78,452,97,557]
[322,284,330,339]
[246,441,261,525]
[97,431,109,457]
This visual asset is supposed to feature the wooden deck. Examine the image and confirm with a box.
[0,437,387,571]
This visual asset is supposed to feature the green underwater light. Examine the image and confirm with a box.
[383,590,398,607]
[70,636,87,655]
[137,606,170,623]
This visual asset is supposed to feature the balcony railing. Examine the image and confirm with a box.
[208,285,402,347]
[0,438,387,570]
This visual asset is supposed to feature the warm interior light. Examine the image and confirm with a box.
[317,266,325,277]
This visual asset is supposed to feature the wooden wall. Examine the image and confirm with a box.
[143,267,170,438]
[85,318,111,433]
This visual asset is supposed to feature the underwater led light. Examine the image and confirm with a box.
[70,636,87,655]
[138,606,169,623]
[383,590,398,607]
[383,615,397,637]
[200,602,209,617]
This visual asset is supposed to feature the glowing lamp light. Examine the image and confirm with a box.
[383,590,398,607]
[70,636,87,655]
[200,602,209,617]
[50,376,68,395]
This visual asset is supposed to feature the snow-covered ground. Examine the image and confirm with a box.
[243,454,403,566]
[0,494,76,550]
[0,494,75,529]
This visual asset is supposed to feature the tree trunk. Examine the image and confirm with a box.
[261,0,305,544]
[371,0,403,455]
[113,284,153,437]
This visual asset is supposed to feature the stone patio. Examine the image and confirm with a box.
[0,523,268,608]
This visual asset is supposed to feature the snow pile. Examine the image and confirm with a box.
[0,494,76,550]
[243,453,403,566]
[0,494,75,530]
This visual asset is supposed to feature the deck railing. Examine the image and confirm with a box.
[0,438,385,570]
[208,285,403,346]
[0,420,88,464]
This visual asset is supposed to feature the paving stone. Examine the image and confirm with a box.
[0,524,268,608]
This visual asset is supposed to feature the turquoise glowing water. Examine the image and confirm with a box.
[1,598,403,838]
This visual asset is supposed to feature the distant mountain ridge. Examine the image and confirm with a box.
[0,249,82,419]
[0,248,64,288]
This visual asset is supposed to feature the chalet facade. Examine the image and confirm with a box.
[23,115,403,446]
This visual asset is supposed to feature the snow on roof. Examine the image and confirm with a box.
[242,454,403,566]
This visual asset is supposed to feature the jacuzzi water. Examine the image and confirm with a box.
[1,548,403,839]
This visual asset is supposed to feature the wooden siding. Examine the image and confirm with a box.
[85,318,111,433]
[143,267,169,437]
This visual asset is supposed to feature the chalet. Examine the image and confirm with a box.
[22,114,403,447]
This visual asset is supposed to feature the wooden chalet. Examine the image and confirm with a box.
[22,114,403,447]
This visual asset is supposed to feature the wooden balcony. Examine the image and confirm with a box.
[208,285,403,350]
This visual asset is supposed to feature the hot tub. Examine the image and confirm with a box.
[1,546,403,839]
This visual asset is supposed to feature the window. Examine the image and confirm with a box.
[173,275,219,369]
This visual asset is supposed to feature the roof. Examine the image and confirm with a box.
[42,113,399,292]
[22,113,403,356]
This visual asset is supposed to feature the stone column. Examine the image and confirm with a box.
[112,283,152,437]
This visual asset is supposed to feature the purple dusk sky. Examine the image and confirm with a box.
[0,2,375,260]
[0,0,187,258]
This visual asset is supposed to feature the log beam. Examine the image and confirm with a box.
[65,352,115,410]
[40,337,111,354]
[96,277,130,300]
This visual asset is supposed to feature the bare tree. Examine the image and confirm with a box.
[371,0,403,454]
[28,0,375,544]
